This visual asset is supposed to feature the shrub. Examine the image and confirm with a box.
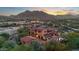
[0,33,10,40]
[2,40,18,51]
[64,32,79,50]
[31,40,45,51]
[0,36,6,48]
[12,44,32,51]
[45,41,67,51]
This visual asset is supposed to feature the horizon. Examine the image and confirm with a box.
[0,7,79,16]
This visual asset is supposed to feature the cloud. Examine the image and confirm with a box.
[42,8,79,15]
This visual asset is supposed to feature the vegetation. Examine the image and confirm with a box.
[30,40,45,51]
[0,31,79,51]
[0,33,10,40]
[17,26,30,37]
[64,32,79,50]
[12,44,32,51]
[1,40,17,51]
[0,33,10,48]
[0,36,6,48]
[1,10,79,51]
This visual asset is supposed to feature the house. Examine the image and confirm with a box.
[20,36,37,44]
[20,35,48,45]
[30,27,47,40]
[20,26,63,45]
[29,27,62,41]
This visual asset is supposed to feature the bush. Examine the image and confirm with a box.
[0,33,10,40]
[1,40,18,51]
[0,36,6,48]
[45,41,67,51]
[12,44,32,51]
[31,40,45,51]
[45,41,55,51]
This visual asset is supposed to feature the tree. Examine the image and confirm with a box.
[45,41,67,51]
[17,27,29,37]
[45,41,55,51]
[0,33,10,40]
[54,43,67,51]
[65,32,79,50]
[47,22,53,27]
[0,36,6,48]
[31,40,45,51]
[1,40,18,51]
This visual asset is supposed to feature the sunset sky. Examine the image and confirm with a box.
[0,7,79,16]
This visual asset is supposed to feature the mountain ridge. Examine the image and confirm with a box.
[0,10,79,21]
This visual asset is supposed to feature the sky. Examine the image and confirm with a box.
[0,7,79,16]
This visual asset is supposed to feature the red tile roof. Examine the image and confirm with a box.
[20,36,36,44]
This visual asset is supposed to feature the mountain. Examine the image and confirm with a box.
[14,10,55,21]
[14,10,79,21]
[0,10,79,22]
